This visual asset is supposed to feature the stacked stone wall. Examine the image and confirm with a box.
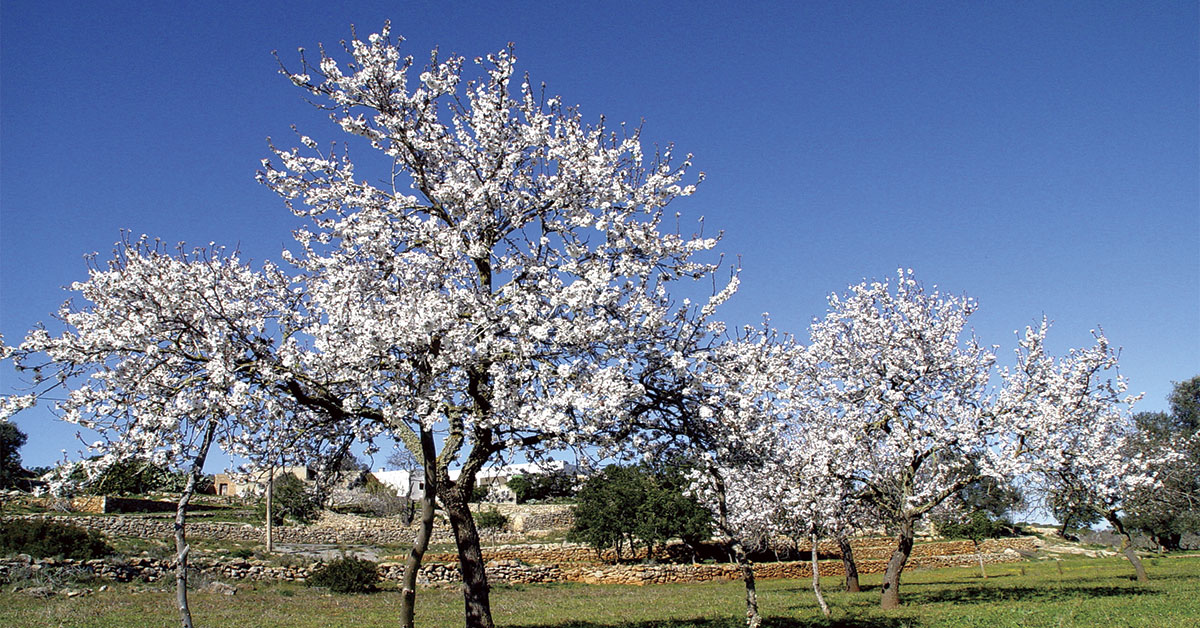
[423,537,1037,566]
[0,549,1028,588]
[1,504,572,547]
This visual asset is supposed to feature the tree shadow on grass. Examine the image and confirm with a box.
[509,617,910,628]
[901,583,1159,606]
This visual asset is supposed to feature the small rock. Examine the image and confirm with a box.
[204,581,238,596]
[23,586,54,598]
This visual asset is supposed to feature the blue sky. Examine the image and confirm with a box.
[2,1,1197,470]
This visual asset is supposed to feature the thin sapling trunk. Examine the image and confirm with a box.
[712,472,760,628]
[175,421,217,628]
[811,532,830,618]
[973,539,987,579]
[265,470,274,553]
[400,429,439,628]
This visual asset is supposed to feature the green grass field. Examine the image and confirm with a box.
[3,555,1197,627]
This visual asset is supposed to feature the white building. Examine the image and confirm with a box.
[371,460,580,503]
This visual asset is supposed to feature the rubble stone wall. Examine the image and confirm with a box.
[424,537,1038,566]
[1,504,573,547]
[0,549,1027,588]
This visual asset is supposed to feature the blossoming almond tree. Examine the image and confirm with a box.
[4,23,732,628]
[0,238,361,628]
[800,270,1166,609]
[800,271,1012,609]
[254,24,731,628]
[635,327,800,628]
[998,321,1154,581]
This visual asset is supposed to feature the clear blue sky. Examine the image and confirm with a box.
[2,1,1197,470]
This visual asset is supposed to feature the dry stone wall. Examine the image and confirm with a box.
[0,510,1037,589]
[423,537,1038,566]
[3,503,571,547]
[0,549,1029,588]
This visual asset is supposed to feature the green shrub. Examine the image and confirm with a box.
[507,470,577,504]
[256,473,320,525]
[230,548,255,559]
[0,519,112,560]
[476,508,509,536]
[307,556,379,593]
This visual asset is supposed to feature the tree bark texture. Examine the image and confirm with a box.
[811,533,831,618]
[880,519,915,610]
[1106,513,1149,582]
[444,483,495,628]
[175,421,217,628]
[836,535,860,593]
[734,541,761,628]
[400,429,439,628]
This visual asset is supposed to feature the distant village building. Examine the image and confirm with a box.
[211,466,315,498]
[371,460,580,503]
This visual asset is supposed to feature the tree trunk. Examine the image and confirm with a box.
[836,535,860,593]
[1105,513,1148,582]
[265,471,274,553]
[973,539,987,579]
[880,518,915,610]
[811,532,830,618]
[443,484,494,628]
[711,471,760,628]
[175,421,217,628]
[400,429,439,628]
[732,539,761,628]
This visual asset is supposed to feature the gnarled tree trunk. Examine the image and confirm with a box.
[836,535,860,592]
[443,483,494,628]
[175,421,217,628]
[880,518,914,610]
[1105,512,1148,582]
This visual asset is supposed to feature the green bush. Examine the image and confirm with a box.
[507,470,577,504]
[70,458,193,496]
[476,508,509,533]
[307,556,379,593]
[0,519,112,560]
[256,472,320,525]
[569,463,711,562]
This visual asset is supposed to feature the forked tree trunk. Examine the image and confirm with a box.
[1105,513,1149,582]
[811,532,830,618]
[880,518,915,610]
[400,429,439,628]
[836,535,860,593]
[175,421,217,628]
[443,484,494,628]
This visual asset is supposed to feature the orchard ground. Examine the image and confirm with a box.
[3,554,1197,627]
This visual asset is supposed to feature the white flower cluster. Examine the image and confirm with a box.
[5,26,730,498]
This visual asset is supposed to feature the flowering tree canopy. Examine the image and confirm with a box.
[5,23,734,628]
[998,320,1154,579]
